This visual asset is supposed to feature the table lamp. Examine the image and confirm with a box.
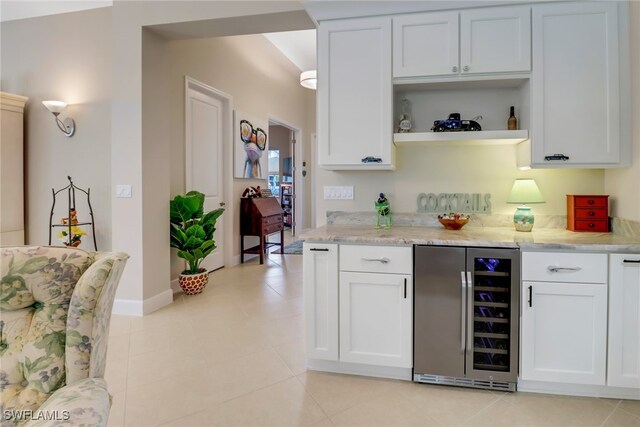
[507,179,545,232]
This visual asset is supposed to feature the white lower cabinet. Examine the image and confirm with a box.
[521,251,608,386]
[304,243,413,370]
[303,243,339,361]
[339,272,412,368]
[608,254,640,388]
[521,281,607,385]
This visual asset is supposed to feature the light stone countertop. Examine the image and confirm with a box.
[300,225,640,252]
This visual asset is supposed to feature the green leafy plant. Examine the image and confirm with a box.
[170,191,224,275]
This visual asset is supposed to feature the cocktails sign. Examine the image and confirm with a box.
[417,193,491,213]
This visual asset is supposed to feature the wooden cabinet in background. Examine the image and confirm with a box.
[0,92,28,245]
[240,197,284,264]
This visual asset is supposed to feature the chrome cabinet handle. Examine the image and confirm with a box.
[463,65,470,72]
[452,66,458,72]
[547,266,582,273]
[361,257,390,264]
[460,272,467,353]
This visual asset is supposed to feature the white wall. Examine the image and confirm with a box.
[166,34,312,277]
[0,7,112,251]
[605,1,640,223]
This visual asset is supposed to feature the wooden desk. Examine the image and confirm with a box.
[240,197,284,264]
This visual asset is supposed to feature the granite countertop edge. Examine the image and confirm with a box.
[300,225,640,252]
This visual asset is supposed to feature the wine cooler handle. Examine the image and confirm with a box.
[528,285,533,307]
[460,272,467,353]
[466,272,473,355]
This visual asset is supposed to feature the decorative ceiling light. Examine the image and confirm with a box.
[42,100,75,137]
[300,70,317,90]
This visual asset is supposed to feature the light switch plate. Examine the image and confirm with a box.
[324,186,354,200]
[116,185,132,198]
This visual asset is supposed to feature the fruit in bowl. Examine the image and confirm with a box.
[438,213,470,230]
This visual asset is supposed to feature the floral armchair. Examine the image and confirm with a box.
[0,246,128,426]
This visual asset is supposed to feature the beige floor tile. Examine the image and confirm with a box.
[248,313,304,346]
[241,296,304,321]
[128,321,195,356]
[620,400,640,418]
[200,348,295,406]
[107,390,126,427]
[297,371,401,416]
[603,407,640,427]
[329,388,440,426]
[216,377,326,426]
[126,342,209,388]
[107,333,130,362]
[109,315,132,336]
[467,392,616,427]
[158,406,228,427]
[273,337,307,375]
[395,381,500,425]
[311,418,335,427]
[104,356,129,394]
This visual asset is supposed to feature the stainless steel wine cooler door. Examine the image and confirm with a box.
[466,248,520,383]
[414,246,467,378]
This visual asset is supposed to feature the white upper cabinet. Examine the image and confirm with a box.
[393,12,459,78]
[393,6,531,79]
[317,17,394,170]
[460,7,531,74]
[530,2,621,167]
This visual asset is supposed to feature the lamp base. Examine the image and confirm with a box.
[513,206,534,232]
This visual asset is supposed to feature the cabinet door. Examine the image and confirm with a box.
[392,11,459,78]
[460,6,531,74]
[318,17,393,169]
[521,281,607,385]
[304,243,339,360]
[531,2,620,166]
[339,272,412,367]
[608,254,640,388]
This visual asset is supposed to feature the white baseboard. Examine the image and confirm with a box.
[518,379,640,400]
[112,289,173,316]
[170,278,180,294]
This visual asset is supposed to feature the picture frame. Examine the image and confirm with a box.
[234,111,269,179]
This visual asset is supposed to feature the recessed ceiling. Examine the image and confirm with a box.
[263,29,316,72]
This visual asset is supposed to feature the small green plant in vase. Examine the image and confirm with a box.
[170,191,224,294]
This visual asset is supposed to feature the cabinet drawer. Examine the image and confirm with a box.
[340,245,412,274]
[263,223,282,235]
[573,220,608,232]
[522,252,607,284]
[574,209,608,220]
[263,215,283,226]
[573,196,608,208]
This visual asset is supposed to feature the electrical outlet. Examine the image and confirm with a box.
[116,185,132,198]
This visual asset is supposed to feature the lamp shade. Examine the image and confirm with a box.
[42,100,67,115]
[300,70,317,90]
[507,179,545,204]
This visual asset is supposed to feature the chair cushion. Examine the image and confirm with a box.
[0,247,94,414]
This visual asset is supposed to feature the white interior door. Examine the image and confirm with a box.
[186,80,225,271]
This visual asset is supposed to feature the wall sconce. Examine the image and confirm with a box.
[42,100,75,137]
[300,70,317,90]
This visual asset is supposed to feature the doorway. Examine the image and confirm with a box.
[268,119,301,238]
[185,76,232,271]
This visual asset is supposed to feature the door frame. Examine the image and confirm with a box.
[268,116,302,236]
[185,76,234,268]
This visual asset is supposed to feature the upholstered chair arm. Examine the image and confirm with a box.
[22,378,110,427]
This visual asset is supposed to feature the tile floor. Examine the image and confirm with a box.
[105,252,640,427]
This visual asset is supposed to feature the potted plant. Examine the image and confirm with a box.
[170,191,224,295]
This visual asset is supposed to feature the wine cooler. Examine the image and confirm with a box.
[413,246,520,391]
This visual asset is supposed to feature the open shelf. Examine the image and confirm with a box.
[394,130,528,147]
